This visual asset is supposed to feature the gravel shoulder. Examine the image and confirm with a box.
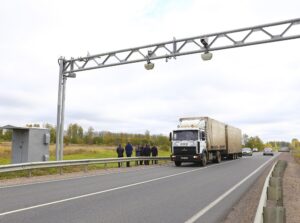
[281,152,300,223]
[223,152,300,223]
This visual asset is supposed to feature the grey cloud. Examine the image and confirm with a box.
[0,94,34,108]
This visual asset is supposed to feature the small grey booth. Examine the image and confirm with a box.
[0,125,50,164]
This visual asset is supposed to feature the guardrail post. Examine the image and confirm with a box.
[269,177,282,187]
[276,160,287,169]
[267,185,283,201]
[59,167,63,175]
[272,168,284,177]
[263,207,286,223]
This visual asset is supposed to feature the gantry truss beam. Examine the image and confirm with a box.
[56,18,300,160]
[62,18,300,74]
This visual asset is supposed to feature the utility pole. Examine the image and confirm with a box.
[56,58,64,161]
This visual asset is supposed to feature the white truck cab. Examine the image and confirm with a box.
[170,117,242,166]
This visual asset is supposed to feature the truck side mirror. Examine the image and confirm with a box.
[201,132,206,141]
[169,132,172,141]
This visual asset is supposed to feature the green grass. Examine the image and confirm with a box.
[0,143,171,179]
[0,158,10,165]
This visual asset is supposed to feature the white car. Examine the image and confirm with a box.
[263,148,274,156]
[252,148,258,152]
[242,148,253,156]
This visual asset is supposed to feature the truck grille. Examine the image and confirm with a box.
[173,146,197,155]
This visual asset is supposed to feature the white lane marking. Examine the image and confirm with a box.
[0,164,169,189]
[184,154,278,223]
[0,165,212,217]
[0,160,236,217]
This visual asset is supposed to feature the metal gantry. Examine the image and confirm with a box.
[56,18,300,160]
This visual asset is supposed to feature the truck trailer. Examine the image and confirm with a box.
[170,117,242,166]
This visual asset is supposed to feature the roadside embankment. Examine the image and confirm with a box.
[281,152,300,223]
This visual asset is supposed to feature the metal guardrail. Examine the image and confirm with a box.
[254,160,288,223]
[0,156,171,173]
[254,162,276,223]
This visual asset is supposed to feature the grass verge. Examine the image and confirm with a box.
[0,143,170,180]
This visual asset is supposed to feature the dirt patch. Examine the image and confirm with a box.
[280,153,300,223]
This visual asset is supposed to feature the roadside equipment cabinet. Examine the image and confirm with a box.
[0,125,50,164]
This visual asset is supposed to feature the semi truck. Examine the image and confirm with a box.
[170,117,242,166]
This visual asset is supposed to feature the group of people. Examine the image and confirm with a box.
[116,142,158,167]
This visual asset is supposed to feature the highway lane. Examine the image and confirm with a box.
[0,152,278,223]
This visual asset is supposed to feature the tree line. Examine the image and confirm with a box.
[62,124,170,151]
[0,124,295,152]
[242,134,291,151]
[0,123,170,151]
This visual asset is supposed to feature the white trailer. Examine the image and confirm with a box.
[170,117,242,166]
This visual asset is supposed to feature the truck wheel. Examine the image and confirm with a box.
[175,161,181,167]
[215,151,221,163]
[201,153,207,167]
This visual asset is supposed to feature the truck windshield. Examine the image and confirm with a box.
[173,130,198,141]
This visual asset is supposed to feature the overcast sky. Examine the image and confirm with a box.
[0,0,300,142]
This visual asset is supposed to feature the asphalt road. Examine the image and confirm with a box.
[0,152,278,223]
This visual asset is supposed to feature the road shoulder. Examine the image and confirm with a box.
[281,153,300,223]
[222,157,276,223]
[223,153,300,223]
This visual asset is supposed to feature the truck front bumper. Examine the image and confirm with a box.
[171,154,202,162]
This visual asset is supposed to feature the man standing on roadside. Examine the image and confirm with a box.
[151,145,158,164]
[116,144,124,168]
[143,144,151,165]
[140,145,144,165]
[125,142,133,167]
[135,144,141,166]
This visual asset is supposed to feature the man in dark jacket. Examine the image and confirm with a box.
[125,142,133,167]
[135,145,141,166]
[151,145,158,164]
[139,145,144,165]
[143,144,151,165]
[116,144,124,168]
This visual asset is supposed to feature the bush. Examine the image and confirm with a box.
[160,145,170,151]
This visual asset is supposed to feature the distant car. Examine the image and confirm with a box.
[242,147,253,156]
[252,148,258,152]
[278,147,290,152]
[263,147,274,156]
